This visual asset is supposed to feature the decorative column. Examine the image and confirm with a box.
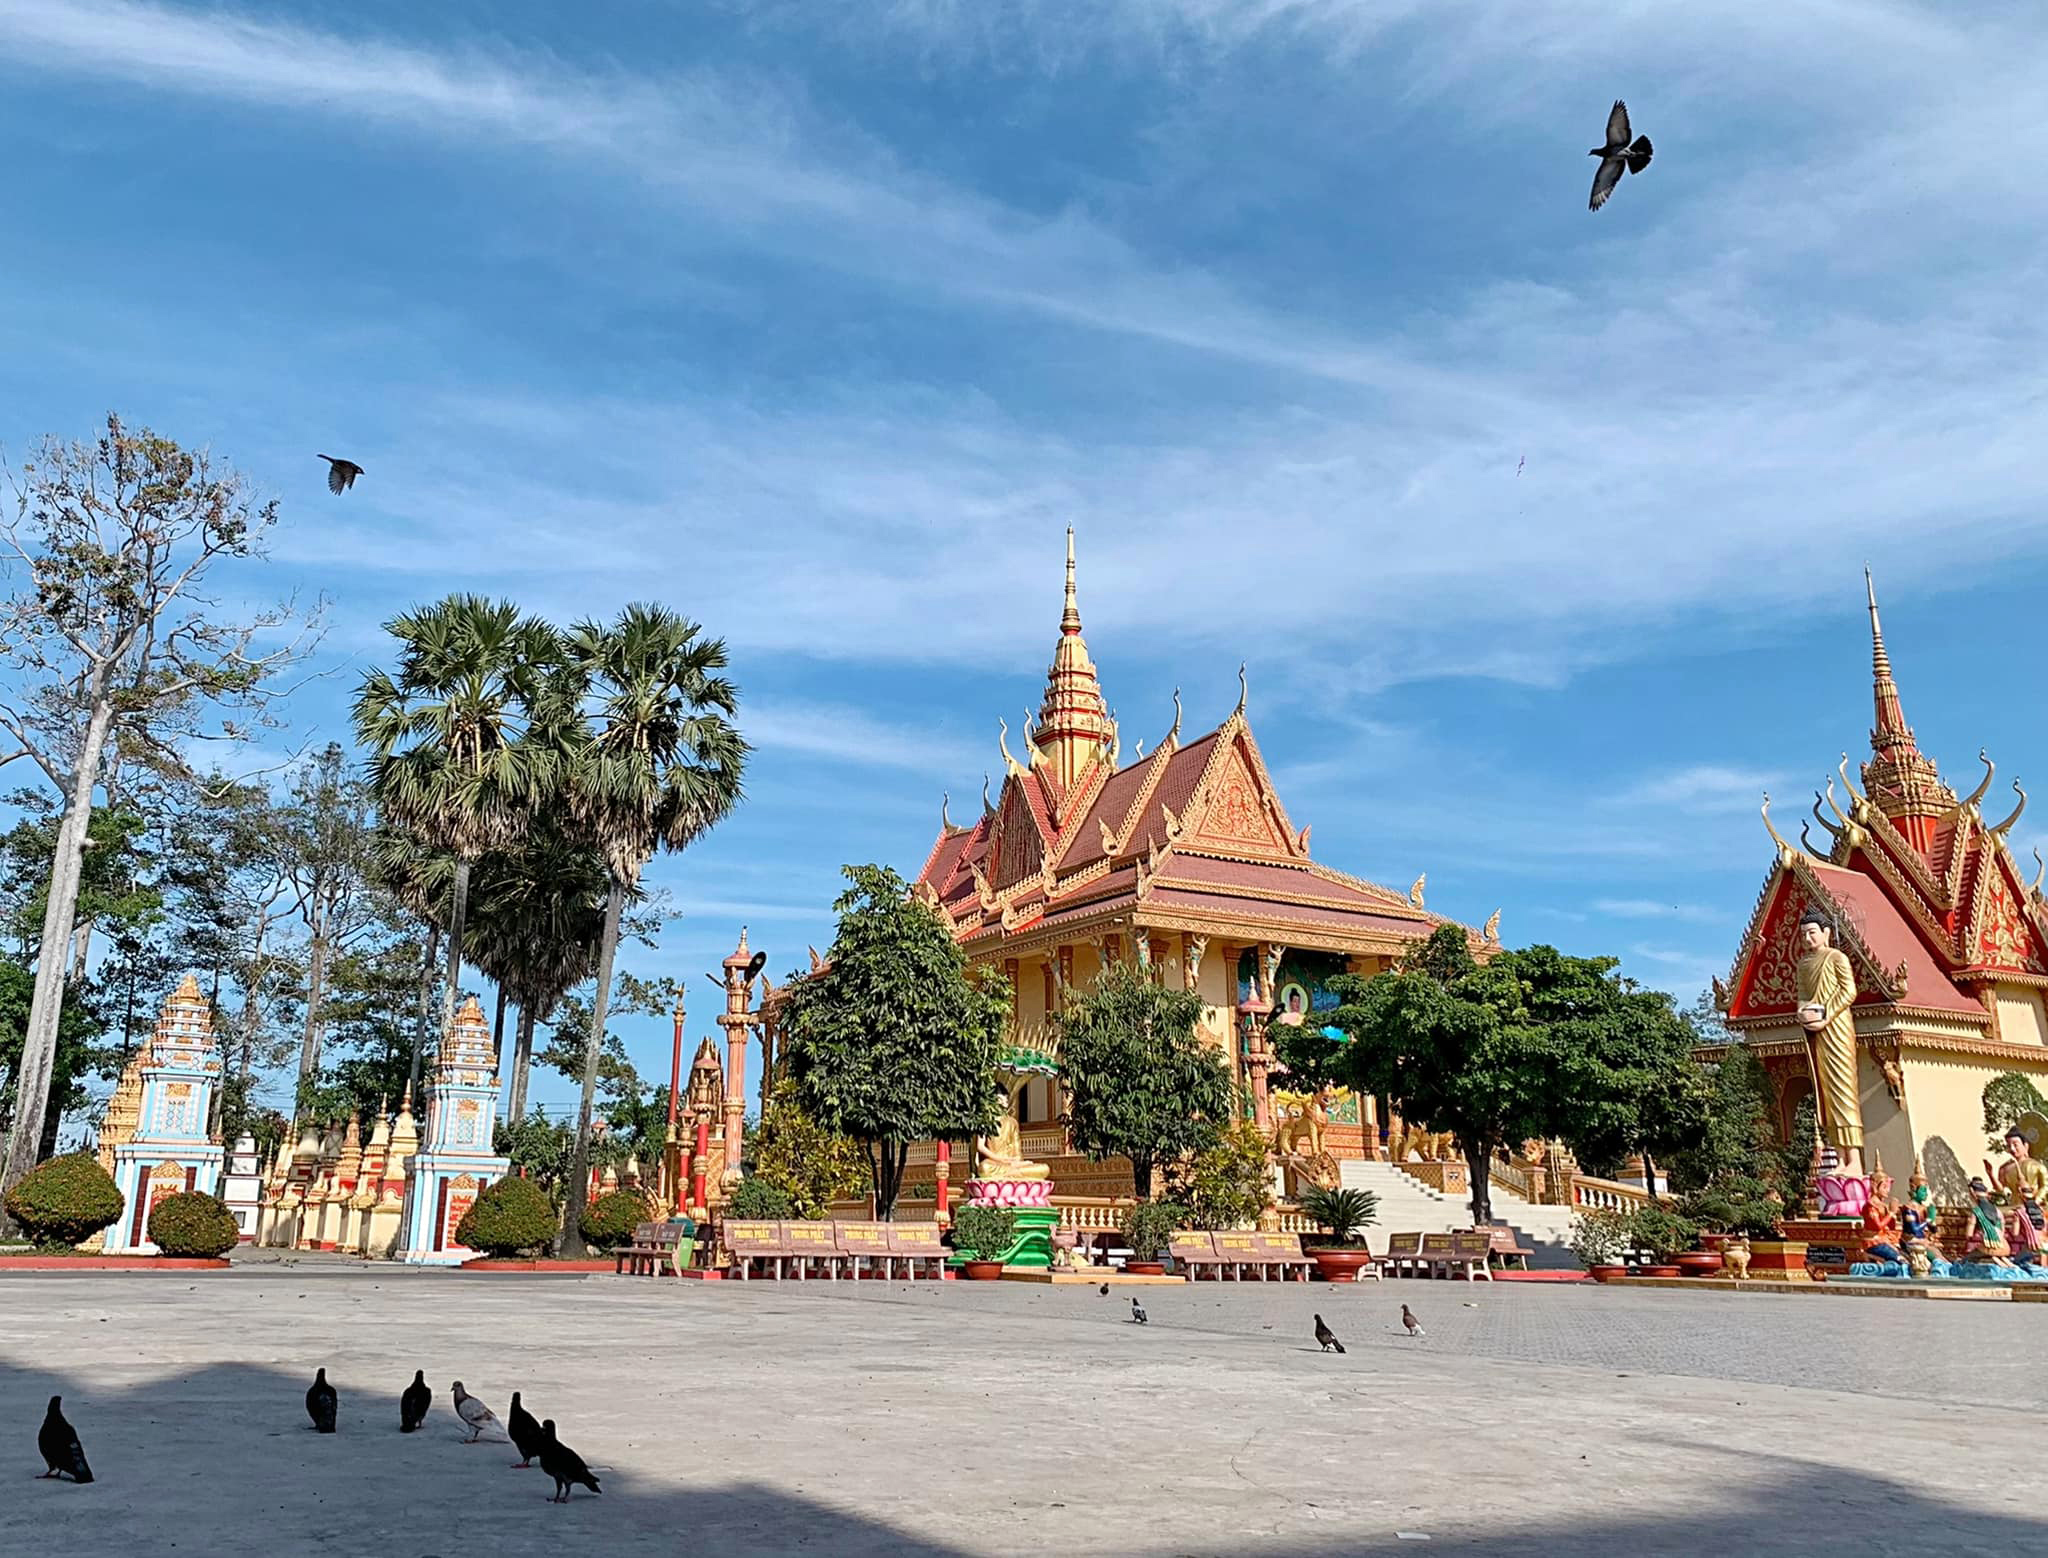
[1240,998,1274,1130]
[718,928,757,1187]
[689,1116,711,1219]
[665,987,686,1214]
[107,974,226,1254]
[934,1140,952,1228]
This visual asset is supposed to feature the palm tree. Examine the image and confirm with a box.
[463,818,614,1121]
[352,596,566,1096]
[556,604,747,1255]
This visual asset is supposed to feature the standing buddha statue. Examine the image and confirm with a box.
[1794,908,1864,1180]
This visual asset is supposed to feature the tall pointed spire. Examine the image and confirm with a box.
[1857,569,1952,851]
[1032,527,1114,791]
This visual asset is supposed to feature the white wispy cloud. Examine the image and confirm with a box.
[744,698,984,776]
[1612,766,1787,816]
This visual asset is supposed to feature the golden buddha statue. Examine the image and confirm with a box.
[1795,908,1863,1176]
[976,1105,1050,1181]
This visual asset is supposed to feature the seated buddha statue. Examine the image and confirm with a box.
[976,1112,1050,1182]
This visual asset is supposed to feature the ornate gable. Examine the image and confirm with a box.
[1967,843,2048,975]
[991,775,1047,892]
[1182,728,1298,860]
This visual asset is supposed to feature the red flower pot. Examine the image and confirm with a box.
[1674,1251,1724,1277]
[1309,1249,1379,1283]
[958,1260,1005,1280]
[1125,1261,1166,1277]
[1589,1265,1629,1283]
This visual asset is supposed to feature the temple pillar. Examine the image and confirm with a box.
[665,988,686,1214]
[689,1116,711,1218]
[719,929,756,1187]
[935,1140,952,1227]
[1240,996,1273,1131]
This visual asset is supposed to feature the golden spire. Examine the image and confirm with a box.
[1858,569,1952,840]
[1031,528,1114,791]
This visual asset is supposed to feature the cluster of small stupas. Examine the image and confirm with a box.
[252,995,511,1263]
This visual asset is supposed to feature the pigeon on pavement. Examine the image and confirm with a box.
[507,1391,545,1469]
[306,1368,338,1433]
[318,455,363,494]
[1402,1304,1426,1338]
[400,1370,431,1433]
[1313,1314,1346,1354]
[1588,99,1654,211]
[1129,1296,1148,1325]
[539,1419,602,1503]
[38,1397,93,1483]
[451,1382,501,1443]
[1098,1283,1109,1296]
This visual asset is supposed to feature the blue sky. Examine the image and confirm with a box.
[4,1,2046,1116]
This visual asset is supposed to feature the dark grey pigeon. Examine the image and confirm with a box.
[399,1370,431,1433]
[538,1419,601,1503]
[1129,1295,1147,1325]
[507,1391,545,1469]
[1314,1314,1346,1354]
[319,455,363,494]
[38,1396,92,1483]
[1588,100,1653,211]
[306,1367,338,1433]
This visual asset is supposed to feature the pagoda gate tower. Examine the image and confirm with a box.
[399,996,511,1265]
[107,974,225,1255]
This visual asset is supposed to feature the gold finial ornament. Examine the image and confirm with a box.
[1991,780,2027,837]
[1409,874,1426,909]
[1761,793,1796,861]
[1234,662,1248,719]
[1484,909,1502,944]
[998,717,1026,779]
[941,791,952,831]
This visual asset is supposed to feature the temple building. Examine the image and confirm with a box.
[104,974,226,1254]
[1714,573,2048,1202]
[867,530,1489,1204]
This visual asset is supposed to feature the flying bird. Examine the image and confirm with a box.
[1313,1314,1346,1354]
[306,1368,338,1433]
[399,1370,431,1433]
[538,1419,602,1503]
[318,455,363,494]
[507,1392,545,1469]
[1401,1304,1426,1338]
[1588,100,1653,211]
[38,1396,93,1483]
[451,1382,501,1443]
[1129,1296,1148,1325]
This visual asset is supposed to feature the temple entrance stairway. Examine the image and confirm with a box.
[1337,1160,1581,1270]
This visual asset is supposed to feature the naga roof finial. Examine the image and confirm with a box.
[998,717,1025,778]
[1167,686,1183,748]
[1991,779,2027,838]
[982,772,993,815]
[941,791,952,831]
[1234,662,1248,719]
[1761,793,1796,861]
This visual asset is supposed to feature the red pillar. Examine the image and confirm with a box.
[665,991,686,1213]
[934,1140,952,1228]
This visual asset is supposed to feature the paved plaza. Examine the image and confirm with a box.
[5,1266,2044,1556]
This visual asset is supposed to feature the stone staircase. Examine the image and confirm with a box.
[1338,1160,1580,1270]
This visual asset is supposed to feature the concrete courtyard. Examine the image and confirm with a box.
[4,1263,2044,1556]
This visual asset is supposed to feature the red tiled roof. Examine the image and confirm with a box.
[1803,861,1979,1016]
[1143,886,1428,939]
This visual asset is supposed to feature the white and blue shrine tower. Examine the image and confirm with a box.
[401,995,510,1265]
[109,974,225,1254]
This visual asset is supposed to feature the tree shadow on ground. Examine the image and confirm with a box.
[2,1356,2042,1556]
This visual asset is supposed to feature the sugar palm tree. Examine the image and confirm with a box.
[463,817,615,1121]
[556,604,747,1255]
[352,596,566,1094]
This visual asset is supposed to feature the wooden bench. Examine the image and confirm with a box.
[1249,1232,1314,1282]
[615,1221,690,1277]
[786,1219,852,1279]
[1170,1230,1226,1280]
[1483,1225,1533,1271]
[724,1219,797,1280]
[832,1221,894,1279]
[1435,1230,1494,1281]
[1381,1231,1427,1277]
[886,1222,950,1280]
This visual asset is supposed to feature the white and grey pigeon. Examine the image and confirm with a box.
[1129,1296,1148,1325]
[1588,100,1653,211]
[450,1382,502,1443]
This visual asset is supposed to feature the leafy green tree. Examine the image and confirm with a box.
[752,1077,871,1218]
[555,604,748,1255]
[1,416,315,1200]
[1983,1072,2048,1149]
[353,595,563,1097]
[1056,959,1232,1198]
[495,1111,577,1205]
[1164,1115,1274,1229]
[1666,1043,1777,1193]
[781,864,1008,1220]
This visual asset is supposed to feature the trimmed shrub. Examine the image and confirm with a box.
[1628,1203,1700,1263]
[726,1176,795,1220]
[147,1192,239,1258]
[1120,1199,1189,1261]
[3,1152,125,1250]
[579,1188,655,1251]
[455,1175,560,1257]
[949,1205,1019,1263]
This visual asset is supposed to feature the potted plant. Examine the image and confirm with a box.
[1299,1186,1380,1282]
[1627,1204,1699,1277]
[1567,1207,1633,1283]
[1120,1200,1187,1276]
[950,1206,1018,1279]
